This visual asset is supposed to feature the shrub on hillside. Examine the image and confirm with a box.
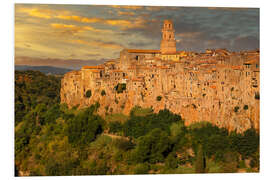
[114,83,126,93]
[131,128,171,163]
[156,96,162,101]
[67,105,104,146]
[85,90,92,98]
[123,109,182,138]
[108,121,123,134]
[101,90,106,96]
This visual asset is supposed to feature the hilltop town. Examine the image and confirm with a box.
[61,20,260,133]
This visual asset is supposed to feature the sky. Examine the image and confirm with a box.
[14,4,259,69]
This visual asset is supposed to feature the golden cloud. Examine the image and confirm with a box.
[110,5,143,10]
[55,15,101,23]
[70,39,123,49]
[18,8,53,19]
[18,7,145,30]
[50,23,112,35]
[118,11,135,16]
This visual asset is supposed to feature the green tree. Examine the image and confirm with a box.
[156,96,162,101]
[108,121,123,134]
[67,106,104,146]
[195,144,206,173]
[132,128,171,163]
[165,153,178,169]
[85,90,92,98]
[101,89,106,96]
[133,163,149,174]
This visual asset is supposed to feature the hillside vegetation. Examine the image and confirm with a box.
[15,71,259,176]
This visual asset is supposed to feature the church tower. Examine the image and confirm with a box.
[160,20,176,54]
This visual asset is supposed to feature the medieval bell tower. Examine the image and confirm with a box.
[160,20,176,54]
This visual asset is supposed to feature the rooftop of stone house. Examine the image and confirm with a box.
[82,65,104,69]
[232,66,243,70]
[65,70,81,76]
[126,49,160,53]
[157,66,170,69]
[138,66,151,70]
[91,69,101,73]
[131,77,144,82]
[104,60,116,64]
[244,59,259,65]
[144,57,161,60]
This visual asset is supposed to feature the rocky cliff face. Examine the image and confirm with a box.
[60,56,260,133]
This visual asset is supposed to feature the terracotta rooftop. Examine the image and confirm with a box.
[161,52,179,55]
[126,49,160,53]
[82,65,104,69]
[91,69,101,73]
[232,66,243,70]
[157,66,170,69]
[244,59,259,65]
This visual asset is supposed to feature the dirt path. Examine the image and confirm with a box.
[103,133,130,140]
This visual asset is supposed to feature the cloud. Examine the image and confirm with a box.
[176,32,202,38]
[50,23,112,35]
[70,39,124,50]
[110,5,143,10]
[18,8,53,19]
[18,7,145,30]
[84,53,101,57]
[118,11,135,16]
[232,36,259,51]
[207,7,254,11]
[55,15,101,23]
[127,41,153,48]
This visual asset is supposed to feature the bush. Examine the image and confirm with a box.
[189,122,229,159]
[133,163,149,174]
[255,92,260,100]
[67,106,104,146]
[132,128,171,163]
[234,106,239,113]
[85,90,92,98]
[156,96,162,101]
[165,153,178,169]
[123,109,182,138]
[222,152,238,173]
[243,105,249,110]
[230,128,259,159]
[101,90,106,96]
[195,144,206,173]
[108,121,123,134]
[113,139,135,151]
[114,83,126,93]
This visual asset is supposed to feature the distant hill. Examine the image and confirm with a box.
[15,65,72,75]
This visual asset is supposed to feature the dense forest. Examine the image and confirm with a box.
[15,70,259,176]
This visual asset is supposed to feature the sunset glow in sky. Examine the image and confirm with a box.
[15,4,259,68]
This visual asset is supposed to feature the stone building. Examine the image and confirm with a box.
[61,20,260,133]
